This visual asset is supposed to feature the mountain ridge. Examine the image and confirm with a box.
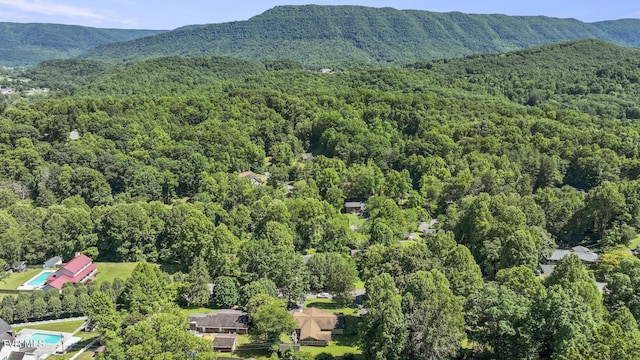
[0,22,166,66]
[80,5,640,67]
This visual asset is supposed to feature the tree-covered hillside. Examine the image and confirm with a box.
[81,5,640,67]
[3,40,640,358]
[0,22,165,66]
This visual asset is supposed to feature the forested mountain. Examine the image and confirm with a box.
[4,39,640,358]
[0,22,165,66]
[81,5,640,67]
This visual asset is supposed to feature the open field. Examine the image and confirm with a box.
[0,268,42,290]
[94,262,138,284]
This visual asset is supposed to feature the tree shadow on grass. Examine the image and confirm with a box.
[233,343,271,359]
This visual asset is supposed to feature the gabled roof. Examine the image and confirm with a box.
[46,259,96,290]
[293,308,344,341]
[344,202,364,208]
[188,310,249,330]
[62,254,93,274]
[7,352,26,360]
[549,250,571,261]
[44,256,62,265]
[0,317,13,341]
[213,334,237,349]
[12,261,25,267]
[549,247,598,263]
[572,246,591,253]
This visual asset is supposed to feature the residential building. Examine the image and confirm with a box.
[293,308,345,346]
[188,310,249,334]
[43,254,97,291]
[43,256,62,269]
[548,246,598,265]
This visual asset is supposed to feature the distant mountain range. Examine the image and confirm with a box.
[80,5,640,67]
[3,5,640,67]
[0,23,165,66]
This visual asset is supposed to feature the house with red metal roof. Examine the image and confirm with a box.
[43,253,97,291]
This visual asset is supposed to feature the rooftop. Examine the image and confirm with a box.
[189,310,249,330]
[549,246,598,263]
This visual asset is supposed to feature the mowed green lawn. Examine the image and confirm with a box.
[13,319,86,333]
[0,268,42,290]
[94,262,138,284]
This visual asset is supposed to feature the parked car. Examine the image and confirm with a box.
[317,292,331,298]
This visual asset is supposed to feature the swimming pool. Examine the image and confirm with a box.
[28,333,63,345]
[26,270,54,287]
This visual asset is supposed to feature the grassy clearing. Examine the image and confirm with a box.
[345,214,366,228]
[305,298,360,316]
[94,262,138,284]
[629,234,640,249]
[13,319,86,333]
[0,268,42,290]
[179,306,221,317]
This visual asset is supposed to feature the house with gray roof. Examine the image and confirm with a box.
[548,246,598,265]
[188,310,249,334]
[0,318,13,342]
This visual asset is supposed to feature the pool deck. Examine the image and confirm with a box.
[15,328,81,358]
[17,270,55,290]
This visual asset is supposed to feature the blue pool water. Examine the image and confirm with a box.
[29,333,63,345]
[26,271,54,287]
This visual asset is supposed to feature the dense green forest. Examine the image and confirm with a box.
[2,39,640,359]
[0,22,164,66]
[80,5,640,67]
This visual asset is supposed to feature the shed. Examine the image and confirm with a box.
[12,261,26,273]
[212,334,237,352]
[343,202,365,216]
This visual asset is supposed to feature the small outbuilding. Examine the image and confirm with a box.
[12,261,26,273]
[212,334,237,352]
[343,202,365,216]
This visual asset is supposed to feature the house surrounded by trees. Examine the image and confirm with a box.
[43,253,97,291]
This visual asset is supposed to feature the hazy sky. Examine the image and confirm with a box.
[0,0,638,30]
